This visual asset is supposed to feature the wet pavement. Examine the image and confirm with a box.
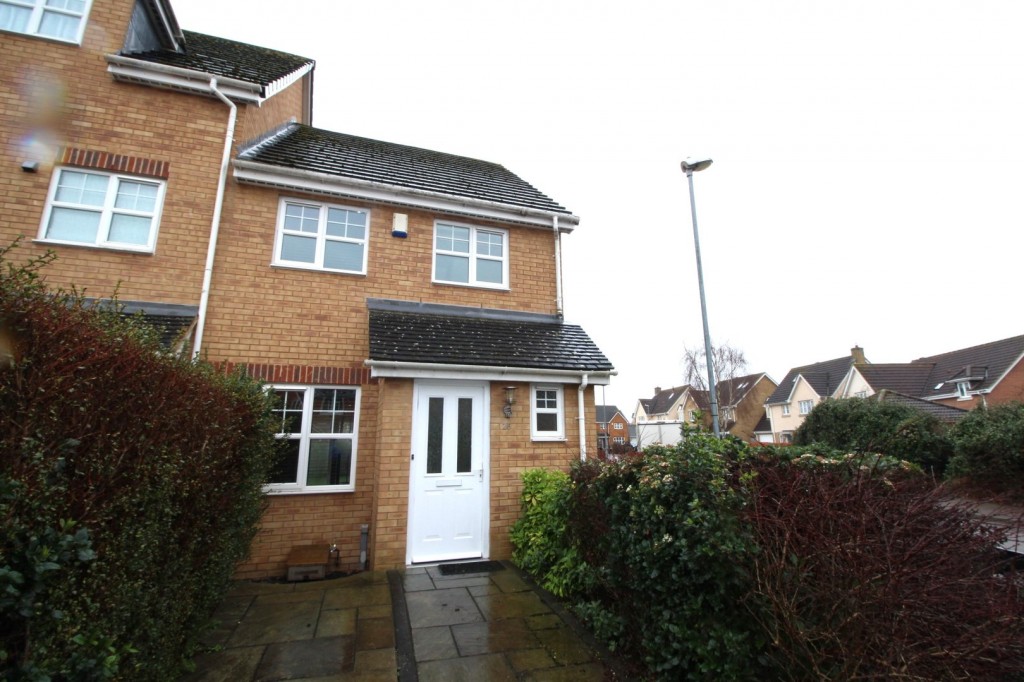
[183,561,617,681]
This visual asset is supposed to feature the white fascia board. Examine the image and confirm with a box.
[365,360,611,385]
[105,55,263,103]
[233,160,580,231]
[264,63,313,100]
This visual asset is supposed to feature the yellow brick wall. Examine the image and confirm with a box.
[199,183,561,365]
[0,1,307,308]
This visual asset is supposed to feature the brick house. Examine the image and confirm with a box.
[844,335,1024,409]
[1,0,613,578]
[763,347,866,443]
[595,405,630,456]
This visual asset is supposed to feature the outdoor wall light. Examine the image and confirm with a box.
[504,386,517,418]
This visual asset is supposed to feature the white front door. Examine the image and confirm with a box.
[408,381,488,564]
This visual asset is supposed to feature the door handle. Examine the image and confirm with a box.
[478,468,484,482]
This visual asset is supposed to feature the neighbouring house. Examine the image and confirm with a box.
[843,335,1024,410]
[596,405,630,456]
[763,347,867,442]
[633,385,703,447]
[707,372,778,441]
[634,374,776,445]
[1,0,613,578]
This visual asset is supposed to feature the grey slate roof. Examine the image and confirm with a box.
[856,363,935,396]
[596,405,623,423]
[126,31,313,92]
[87,299,197,349]
[238,124,573,215]
[367,300,612,373]
[870,389,969,423]
[643,385,692,416]
[913,334,1024,399]
[766,355,856,404]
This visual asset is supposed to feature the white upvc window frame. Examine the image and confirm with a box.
[267,384,360,494]
[530,384,565,441]
[781,403,791,416]
[956,381,970,399]
[799,399,814,415]
[432,220,509,289]
[613,422,623,430]
[0,0,91,43]
[273,197,369,274]
[38,167,165,252]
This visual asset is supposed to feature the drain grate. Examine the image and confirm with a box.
[437,560,505,576]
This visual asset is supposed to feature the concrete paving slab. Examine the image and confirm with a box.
[405,587,484,628]
[255,635,354,680]
[227,600,320,647]
[315,607,356,638]
[355,616,395,650]
[180,645,263,682]
[322,584,391,610]
[417,652,518,682]
[474,590,552,621]
[451,618,540,656]
[412,625,459,662]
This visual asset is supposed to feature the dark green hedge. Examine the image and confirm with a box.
[793,397,953,476]
[512,434,1024,680]
[1,246,279,679]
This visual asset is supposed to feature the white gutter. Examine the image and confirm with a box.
[578,373,589,461]
[192,78,237,358]
[106,54,264,103]
[553,215,564,317]
[232,160,579,231]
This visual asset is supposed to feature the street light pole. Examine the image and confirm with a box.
[681,157,720,438]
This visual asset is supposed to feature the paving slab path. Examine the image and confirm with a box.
[183,561,621,681]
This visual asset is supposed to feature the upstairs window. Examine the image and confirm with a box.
[39,168,164,252]
[274,199,368,274]
[531,385,564,440]
[781,403,791,416]
[0,0,90,42]
[268,386,359,493]
[433,221,508,289]
[799,399,814,415]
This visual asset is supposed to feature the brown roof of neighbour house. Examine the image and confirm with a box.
[642,385,692,416]
[596,406,623,423]
[238,124,573,215]
[870,389,970,423]
[367,300,612,373]
[716,372,768,407]
[766,355,857,404]
[855,363,935,396]
[126,31,314,91]
[913,334,1024,400]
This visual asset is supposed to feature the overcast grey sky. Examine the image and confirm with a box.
[169,0,1024,412]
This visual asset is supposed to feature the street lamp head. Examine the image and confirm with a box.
[681,157,713,174]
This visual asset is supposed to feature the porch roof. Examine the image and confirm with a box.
[367,299,613,373]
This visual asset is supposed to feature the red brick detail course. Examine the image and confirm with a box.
[59,146,170,179]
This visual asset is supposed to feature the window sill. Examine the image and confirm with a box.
[432,279,509,292]
[35,238,154,254]
[531,436,567,443]
[1,28,82,46]
[264,487,355,495]
[271,262,367,276]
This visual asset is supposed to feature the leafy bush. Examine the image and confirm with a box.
[743,455,1024,680]
[794,397,953,475]
[508,468,591,597]
[565,435,760,680]
[948,402,1024,494]
[0,245,279,679]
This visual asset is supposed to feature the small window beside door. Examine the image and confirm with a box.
[531,384,565,441]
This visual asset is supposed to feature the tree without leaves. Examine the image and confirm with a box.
[682,342,748,431]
